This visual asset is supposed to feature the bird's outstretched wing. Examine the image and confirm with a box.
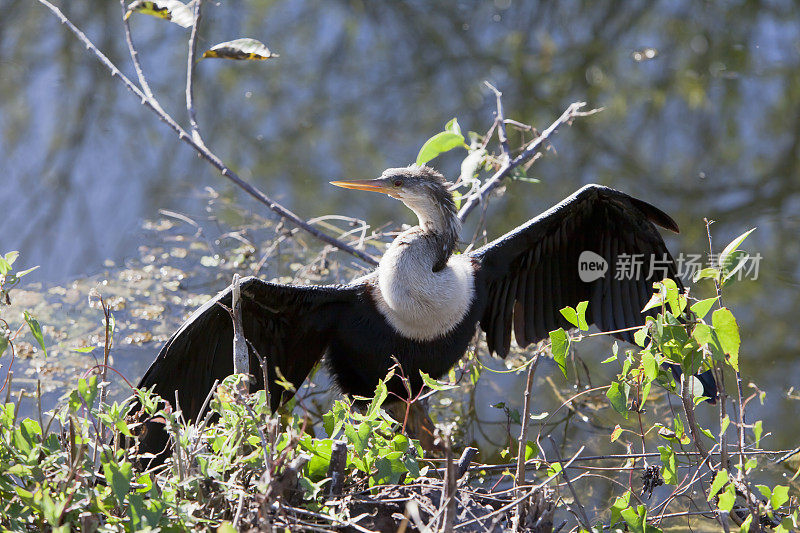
[138,276,360,418]
[470,184,682,357]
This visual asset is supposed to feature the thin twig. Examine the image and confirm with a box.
[80,364,135,389]
[230,274,249,380]
[185,0,205,147]
[705,218,760,530]
[704,220,730,473]
[441,428,456,533]
[485,81,510,158]
[467,448,792,475]
[513,351,541,530]
[458,101,600,223]
[118,0,155,100]
[37,0,379,266]
[454,446,585,530]
[172,391,186,494]
[548,439,590,529]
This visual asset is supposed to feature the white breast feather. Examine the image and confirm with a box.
[372,239,475,341]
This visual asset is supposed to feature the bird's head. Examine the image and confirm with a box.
[330,165,457,224]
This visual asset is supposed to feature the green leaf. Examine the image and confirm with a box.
[600,352,617,364]
[691,297,718,320]
[642,350,658,381]
[420,371,457,391]
[444,117,461,136]
[739,514,753,533]
[216,523,238,533]
[659,278,682,315]
[452,189,462,210]
[372,451,408,486]
[721,250,750,285]
[23,311,47,358]
[771,485,790,510]
[102,460,133,507]
[620,504,659,533]
[641,292,663,313]
[546,462,562,478]
[720,228,756,266]
[718,484,736,512]
[344,421,371,459]
[633,325,649,347]
[712,307,740,371]
[707,470,729,500]
[202,38,279,61]
[658,445,677,485]
[3,251,18,267]
[0,331,8,359]
[13,418,42,455]
[606,382,629,418]
[15,266,39,279]
[610,491,632,525]
[610,424,623,442]
[78,376,99,410]
[751,419,763,448]
[71,346,95,353]
[559,302,589,331]
[524,441,538,461]
[0,257,9,276]
[124,0,194,27]
[549,328,569,378]
[641,380,652,406]
[576,301,589,331]
[304,439,333,481]
[778,514,799,533]
[367,378,388,418]
[693,267,720,283]
[559,306,579,328]
[129,492,164,529]
[720,415,730,436]
[416,131,466,165]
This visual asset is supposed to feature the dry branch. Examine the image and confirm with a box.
[457,102,601,223]
[36,0,378,266]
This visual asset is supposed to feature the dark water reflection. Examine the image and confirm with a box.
[2,0,799,519]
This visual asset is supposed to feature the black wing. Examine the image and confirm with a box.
[470,184,682,357]
[138,276,360,419]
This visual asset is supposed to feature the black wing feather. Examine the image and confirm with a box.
[137,276,360,417]
[470,184,682,356]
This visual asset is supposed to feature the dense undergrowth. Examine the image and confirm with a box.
[1,223,799,531]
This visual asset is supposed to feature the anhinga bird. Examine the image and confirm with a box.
[134,165,715,460]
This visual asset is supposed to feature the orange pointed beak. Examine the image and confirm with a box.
[329,178,391,194]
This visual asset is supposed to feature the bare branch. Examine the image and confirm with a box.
[186,0,205,147]
[118,0,156,100]
[440,428,456,533]
[458,101,601,223]
[513,351,541,530]
[484,81,510,158]
[36,0,379,266]
[230,274,249,379]
[549,439,590,529]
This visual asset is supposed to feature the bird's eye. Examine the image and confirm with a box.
[393,179,402,187]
